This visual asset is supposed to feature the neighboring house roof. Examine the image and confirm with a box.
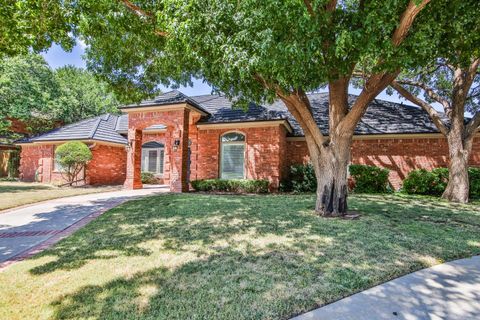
[18,90,445,145]
[121,90,210,115]
[17,114,127,145]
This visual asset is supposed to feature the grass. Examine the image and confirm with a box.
[0,193,479,320]
[0,182,121,211]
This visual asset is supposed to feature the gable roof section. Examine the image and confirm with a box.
[121,90,210,115]
[17,114,127,145]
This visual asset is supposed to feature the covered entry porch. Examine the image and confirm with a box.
[121,92,208,192]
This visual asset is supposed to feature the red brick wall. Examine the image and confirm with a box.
[19,145,54,182]
[193,125,286,189]
[20,143,127,185]
[285,136,480,189]
[86,144,127,185]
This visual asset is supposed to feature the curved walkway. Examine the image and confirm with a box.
[293,255,480,320]
[0,186,168,267]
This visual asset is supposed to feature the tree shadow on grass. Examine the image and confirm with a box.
[19,193,480,319]
[29,194,480,276]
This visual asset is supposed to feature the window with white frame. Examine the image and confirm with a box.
[220,132,245,179]
[141,141,164,175]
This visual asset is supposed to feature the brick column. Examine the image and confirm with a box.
[124,128,143,189]
[169,109,190,192]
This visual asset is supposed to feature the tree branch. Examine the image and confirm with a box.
[396,78,451,110]
[337,0,430,134]
[464,58,480,92]
[392,0,431,46]
[391,81,449,135]
[253,73,326,148]
[465,111,480,139]
[119,0,168,37]
[303,0,315,16]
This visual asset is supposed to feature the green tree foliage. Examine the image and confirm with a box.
[55,141,92,185]
[54,66,120,124]
[0,0,75,56]
[0,54,60,137]
[0,54,120,140]
[389,0,480,203]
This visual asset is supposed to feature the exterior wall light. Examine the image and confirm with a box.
[173,139,180,151]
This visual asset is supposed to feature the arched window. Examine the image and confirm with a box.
[220,132,245,179]
[141,141,164,175]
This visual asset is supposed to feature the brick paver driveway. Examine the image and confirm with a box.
[0,186,167,265]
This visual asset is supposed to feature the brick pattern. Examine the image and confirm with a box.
[285,136,480,189]
[125,109,190,192]
[193,125,286,189]
[19,143,126,186]
[19,145,54,182]
[86,144,127,185]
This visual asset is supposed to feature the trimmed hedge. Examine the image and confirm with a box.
[403,167,480,198]
[191,179,269,193]
[141,172,157,184]
[280,163,316,193]
[349,164,391,193]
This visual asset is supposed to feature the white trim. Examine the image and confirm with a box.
[197,120,293,133]
[219,131,246,179]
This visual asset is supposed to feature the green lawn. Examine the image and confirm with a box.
[0,182,121,211]
[1,194,479,320]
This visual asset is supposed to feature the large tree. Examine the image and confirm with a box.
[55,65,120,124]
[0,54,60,137]
[390,1,480,203]
[76,0,446,216]
[0,54,120,139]
[391,60,479,203]
[1,0,464,216]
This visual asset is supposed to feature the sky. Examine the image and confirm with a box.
[42,42,412,105]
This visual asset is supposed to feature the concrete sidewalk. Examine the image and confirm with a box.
[0,187,167,264]
[292,255,480,320]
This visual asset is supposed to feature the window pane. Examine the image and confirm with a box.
[221,132,245,143]
[221,144,244,179]
[141,150,147,172]
[148,150,158,172]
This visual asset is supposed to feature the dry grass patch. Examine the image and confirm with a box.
[0,181,121,211]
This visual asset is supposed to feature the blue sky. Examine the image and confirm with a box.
[42,42,409,104]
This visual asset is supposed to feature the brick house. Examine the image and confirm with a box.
[16,90,480,191]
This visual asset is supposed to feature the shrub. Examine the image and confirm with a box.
[55,141,92,186]
[190,179,269,193]
[280,163,317,193]
[141,172,157,184]
[402,167,478,197]
[349,164,390,193]
[469,167,480,199]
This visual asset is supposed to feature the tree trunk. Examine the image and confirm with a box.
[306,133,351,217]
[442,133,472,203]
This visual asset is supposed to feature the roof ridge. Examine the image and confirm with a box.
[88,114,109,139]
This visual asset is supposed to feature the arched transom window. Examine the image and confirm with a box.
[141,141,164,175]
[220,132,245,179]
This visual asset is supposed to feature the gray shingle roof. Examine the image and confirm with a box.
[190,92,441,136]
[19,91,443,145]
[18,114,127,145]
